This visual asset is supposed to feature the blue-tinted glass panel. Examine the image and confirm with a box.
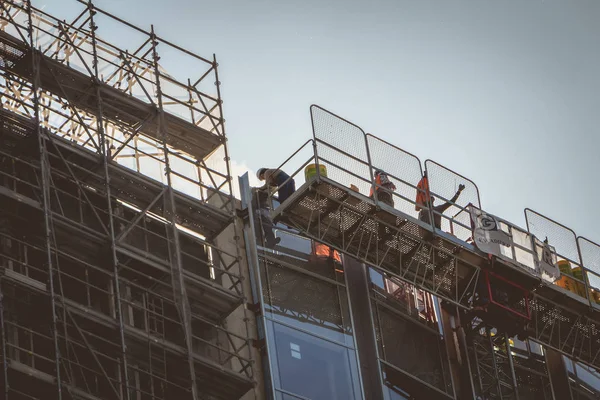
[384,386,409,400]
[267,320,362,400]
[274,230,312,257]
[575,363,600,390]
[369,268,385,289]
[565,356,575,373]
[275,390,309,399]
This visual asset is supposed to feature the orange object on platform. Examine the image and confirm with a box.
[314,242,342,263]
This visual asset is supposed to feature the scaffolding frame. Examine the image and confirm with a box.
[0,1,254,399]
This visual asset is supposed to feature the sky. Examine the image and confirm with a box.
[44,0,600,245]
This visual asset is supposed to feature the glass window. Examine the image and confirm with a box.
[370,268,385,289]
[575,363,600,390]
[267,320,362,400]
[275,390,310,399]
[274,230,312,257]
[384,387,409,400]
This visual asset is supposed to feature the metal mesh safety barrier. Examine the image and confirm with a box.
[366,134,424,218]
[310,105,372,195]
[579,237,600,292]
[424,160,481,240]
[525,209,581,265]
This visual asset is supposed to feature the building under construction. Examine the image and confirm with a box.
[0,1,599,399]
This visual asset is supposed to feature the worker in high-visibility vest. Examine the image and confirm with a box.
[415,171,431,212]
[369,169,396,207]
[311,241,342,270]
[416,172,465,230]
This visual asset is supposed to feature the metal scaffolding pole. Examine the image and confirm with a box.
[26,1,63,398]
[150,24,198,400]
[86,1,131,398]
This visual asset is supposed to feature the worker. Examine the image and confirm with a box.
[418,184,465,230]
[251,187,281,249]
[257,168,296,204]
[369,169,396,207]
[311,241,343,271]
[415,171,430,212]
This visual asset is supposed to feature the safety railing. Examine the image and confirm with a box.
[425,160,481,241]
[578,237,600,301]
[265,105,600,314]
[525,209,598,307]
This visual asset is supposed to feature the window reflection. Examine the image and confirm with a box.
[274,229,312,258]
[267,320,361,400]
[384,387,409,400]
[370,268,385,289]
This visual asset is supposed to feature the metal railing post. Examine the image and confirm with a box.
[364,133,378,205]
[309,106,321,182]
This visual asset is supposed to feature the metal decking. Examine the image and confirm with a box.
[272,176,600,371]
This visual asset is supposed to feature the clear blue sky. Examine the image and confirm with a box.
[47,0,600,244]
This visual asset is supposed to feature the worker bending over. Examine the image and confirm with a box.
[369,169,396,207]
[416,172,465,230]
[257,168,296,204]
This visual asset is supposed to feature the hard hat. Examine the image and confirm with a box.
[257,168,267,180]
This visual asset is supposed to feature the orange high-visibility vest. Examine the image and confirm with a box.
[415,176,431,211]
[314,242,342,263]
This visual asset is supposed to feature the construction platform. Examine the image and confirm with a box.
[0,30,222,161]
[272,176,600,370]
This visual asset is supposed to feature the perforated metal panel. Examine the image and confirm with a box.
[310,105,372,195]
[424,160,481,239]
[259,253,352,334]
[366,134,424,217]
[525,209,581,265]
[579,237,600,291]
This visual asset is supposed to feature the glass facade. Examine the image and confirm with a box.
[267,320,362,400]
[258,228,363,399]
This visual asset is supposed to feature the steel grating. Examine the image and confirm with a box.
[272,178,483,310]
[273,177,600,371]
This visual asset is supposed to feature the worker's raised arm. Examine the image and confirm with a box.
[436,184,465,213]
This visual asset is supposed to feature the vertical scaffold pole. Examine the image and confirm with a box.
[0,290,9,399]
[86,2,131,398]
[26,1,62,398]
[150,25,199,400]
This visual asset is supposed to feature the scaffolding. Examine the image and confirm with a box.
[267,105,600,396]
[0,1,253,399]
